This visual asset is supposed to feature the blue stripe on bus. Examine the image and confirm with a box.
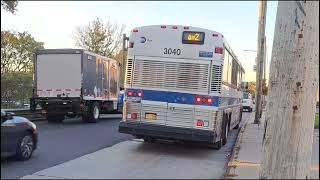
[127,88,220,107]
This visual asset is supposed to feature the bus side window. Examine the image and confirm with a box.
[223,48,229,83]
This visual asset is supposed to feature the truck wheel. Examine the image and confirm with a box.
[82,103,100,123]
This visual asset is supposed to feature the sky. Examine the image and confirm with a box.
[1,1,278,82]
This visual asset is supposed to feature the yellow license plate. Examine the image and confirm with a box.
[145,113,157,120]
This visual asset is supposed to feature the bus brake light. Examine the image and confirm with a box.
[184,27,189,29]
[132,29,138,32]
[197,120,203,126]
[215,47,223,54]
[127,91,133,96]
[137,92,143,97]
[172,26,178,29]
[131,113,138,120]
[196,97,201,103]
[212,34,218,37]
[161,25,166,29]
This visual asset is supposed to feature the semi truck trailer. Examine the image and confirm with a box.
[30,49,120,123]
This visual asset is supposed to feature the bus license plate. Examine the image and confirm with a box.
[145,113,157,120]
[127,97,141,103]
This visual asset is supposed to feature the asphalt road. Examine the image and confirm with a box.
[1,115,133,179]
[2,113,252,179]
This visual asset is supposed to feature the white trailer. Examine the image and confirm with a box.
[30,49,120,123]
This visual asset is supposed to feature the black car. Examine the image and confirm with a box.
[1,110,38,160]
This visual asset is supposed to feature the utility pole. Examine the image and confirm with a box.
[260,1,319,179]
[254,0,267,123]
[263,36,266,81]
[122,34,129,89]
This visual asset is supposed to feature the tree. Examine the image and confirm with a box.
[260,1,319,179]
[114,49,127,88]
[1,30,44,108]
[262,79,268,95]
[73,18,125,58]
[1,0,18,14]
[1,31,44,74]
[248,81,256,98]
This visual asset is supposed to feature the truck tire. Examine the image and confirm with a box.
[82,102,100,123]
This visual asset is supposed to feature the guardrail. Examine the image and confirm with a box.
[3,108,45,121]
[3,108,123,122]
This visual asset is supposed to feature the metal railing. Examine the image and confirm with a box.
[3,108,45,121]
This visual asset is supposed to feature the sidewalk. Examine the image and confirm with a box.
[225,111,319,179]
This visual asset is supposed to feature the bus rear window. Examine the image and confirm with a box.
[182,31,205,45]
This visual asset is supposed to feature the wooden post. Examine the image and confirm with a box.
[255,0,267,123]
[260,1,319,179]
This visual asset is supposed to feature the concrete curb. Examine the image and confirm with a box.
[224,113,253,179]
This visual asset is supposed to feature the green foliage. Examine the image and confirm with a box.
[1,72,33,109]
[114,50,127,88]
[1,30,44,108]
[248,81,256,98]
[1,0,18,14]
[73,18,125,58]
[1,31,44,73]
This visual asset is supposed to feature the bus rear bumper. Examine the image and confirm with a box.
[119,121,216,143]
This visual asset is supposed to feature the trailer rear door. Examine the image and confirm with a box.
[36,53,81,97]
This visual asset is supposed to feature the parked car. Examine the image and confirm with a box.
[1,110,38,160]
[242,92,253,112]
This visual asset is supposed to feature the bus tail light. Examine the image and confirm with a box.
[184,26,189,29]
[197,120,203,127]
[131,113,138,120]
[127,91,133,96]
[129,42,134,48]
[137,91,143,97]
[212,34,218,37]
[161,25,166,29]
[195,96,213,105]
[132,29,138,32]
[207,98,213,105]
[215,47,223,54]
[172,26,178,29]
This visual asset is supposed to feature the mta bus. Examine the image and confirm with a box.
[118,25,245,149]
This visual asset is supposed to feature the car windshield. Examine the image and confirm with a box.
[243,93,249,99]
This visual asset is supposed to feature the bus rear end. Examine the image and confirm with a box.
[119,25,225,147]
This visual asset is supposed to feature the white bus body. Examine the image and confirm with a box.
[119,25,245,149]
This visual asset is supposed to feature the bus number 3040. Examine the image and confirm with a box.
[164,48,181,55]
